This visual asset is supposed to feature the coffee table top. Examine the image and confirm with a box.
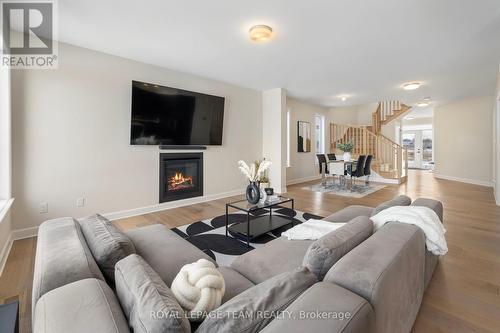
[227,196,293,212]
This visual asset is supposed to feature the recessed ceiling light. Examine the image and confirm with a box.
[417,101,430,107]
[249,25,273,42]
[405,116,415,120]
[339,95,349,101]
[402,82,422,90]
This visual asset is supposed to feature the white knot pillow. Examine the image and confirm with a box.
[171,259,225,321]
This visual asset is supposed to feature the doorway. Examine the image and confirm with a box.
[402,129,433,169]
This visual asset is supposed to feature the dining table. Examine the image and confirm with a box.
[320,159,357,189]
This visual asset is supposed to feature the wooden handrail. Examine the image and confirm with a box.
[330,122,408,183]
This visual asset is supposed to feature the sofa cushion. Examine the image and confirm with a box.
[79,214,135,283]
[32,218,105,315]
[218,266,255,303]
[196,266,317,333]
[325,222,425,333]
[261,282,374,333]
[302,216,373,280]
[34,278,129,333]
[124,224,215,286]
[115,254,190,333]
[323,205,374,223]
[230,237,313,284]
[371,195,412,216]
[412,198,444,222]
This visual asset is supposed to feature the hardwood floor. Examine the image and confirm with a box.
[1,170,499,332]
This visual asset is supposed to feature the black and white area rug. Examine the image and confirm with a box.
[171,208,324,267]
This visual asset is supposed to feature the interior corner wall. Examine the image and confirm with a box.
[262,88,287,193]
[434,96,494,186]
[286,98,329,183]
[11,42,263,230]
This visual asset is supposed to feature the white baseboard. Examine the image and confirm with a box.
[0,234,13,277]
[434,174,494,187]
[287,175,321,185]
[0,226,40,276]
[11,226,39,240]
[104,188,245,221]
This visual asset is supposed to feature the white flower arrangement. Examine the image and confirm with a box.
[238,159,271,183]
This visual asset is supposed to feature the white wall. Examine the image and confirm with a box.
[434,96,494,186]
[262,88,287,192]
[11,42,263,229]
[329,105,359,125]
[286,98,329,183]
[0,64,12,271]
[328,103,377,126]
[0,66,11,200]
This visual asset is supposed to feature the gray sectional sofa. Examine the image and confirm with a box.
[32,195,443,333]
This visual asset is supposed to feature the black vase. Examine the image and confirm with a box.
[246,182,261,204]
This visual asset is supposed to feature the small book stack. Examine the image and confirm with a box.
[266,195,280,203]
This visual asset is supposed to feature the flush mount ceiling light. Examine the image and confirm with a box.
[417,98,431,107]
[249,25,273,42]
[402,82,422,90]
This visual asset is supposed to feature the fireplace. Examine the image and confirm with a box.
[160,153,203,203]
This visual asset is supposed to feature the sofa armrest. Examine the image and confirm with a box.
[411,198,443,288]
[325,222,425,333]
[261,282,373,333]
[411,198,443,222]
[34,278,130,333]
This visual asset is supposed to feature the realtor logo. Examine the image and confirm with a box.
[1,0,58,68]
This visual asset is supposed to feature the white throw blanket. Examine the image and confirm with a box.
[171,259,225,321]
[281,219,346,240]
[370,206,448,255]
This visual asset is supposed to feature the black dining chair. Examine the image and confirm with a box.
[327,153,337,161]
[316,154,329,175]
[364,155,373,186]
[347,155,366,190]
[316,154,333,188]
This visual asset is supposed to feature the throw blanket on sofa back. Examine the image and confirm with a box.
[371,206,448,255]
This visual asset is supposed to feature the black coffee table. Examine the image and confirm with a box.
[225,196,295,247]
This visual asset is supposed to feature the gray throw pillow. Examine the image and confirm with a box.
[78,214,135,283]
[302,216,373,280]
[371,195,412,216]
[115,254,190,333]
[196,266,317,333]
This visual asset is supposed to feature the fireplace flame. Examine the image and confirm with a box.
[168,172,193,190]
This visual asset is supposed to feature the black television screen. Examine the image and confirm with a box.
[130,81,225,145]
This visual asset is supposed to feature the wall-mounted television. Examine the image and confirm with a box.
[130,80,225,146]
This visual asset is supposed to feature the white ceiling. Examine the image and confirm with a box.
[405,107,434,119]
[57,0,500,107]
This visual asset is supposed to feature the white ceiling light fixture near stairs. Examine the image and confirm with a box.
[56,0,500,106]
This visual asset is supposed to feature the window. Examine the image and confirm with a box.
[286,109,291,167]
[315,114,325,154]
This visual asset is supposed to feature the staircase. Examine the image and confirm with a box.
[330,101,410,184]
[371,101,411,134]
